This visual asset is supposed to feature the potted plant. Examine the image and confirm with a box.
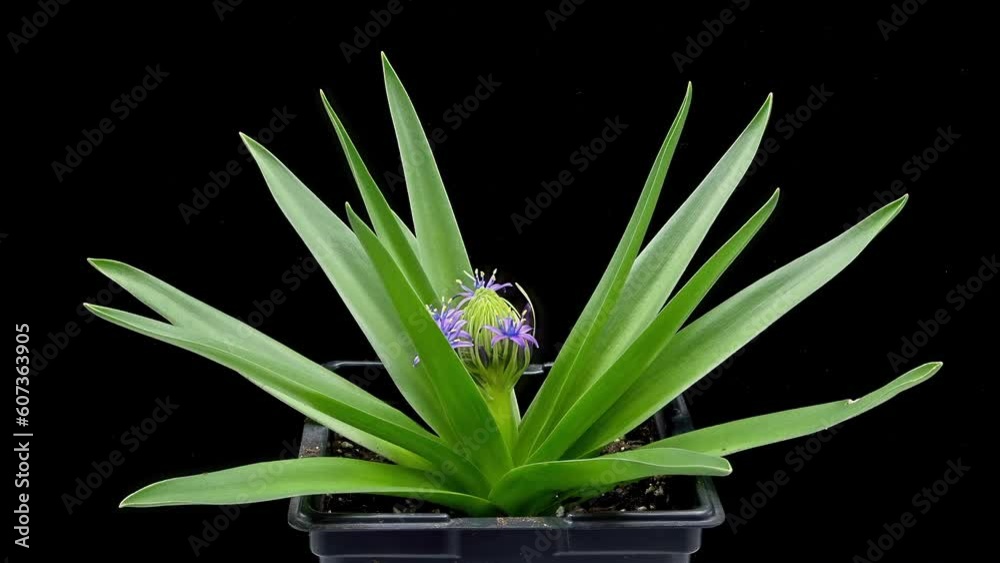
[86,54,941,562]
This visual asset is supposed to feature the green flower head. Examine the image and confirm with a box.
[454,269,538,391]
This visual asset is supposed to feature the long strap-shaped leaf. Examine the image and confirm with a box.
[320,89,437,304]
[120,457,498,516]
[645,362,942,456]
[87,260,414,427]
[515,84,693,463]
[527,189,779,462]
[382,53,471,296]
[86,304,491,496]
[346,205,512,481]
[489,448,731,515]
[574,94,774,404]
[240,134,453,439]
[567,195,909,457]
[87,260,431,470]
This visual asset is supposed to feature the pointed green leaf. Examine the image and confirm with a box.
[516,83,692,462]
[346,205,512,481]
[86,304,490,496]
[489,448,731,515]
[528,189,779,462]
[579,94,774,399]
[87,259,428,469]
[240,134,452,438]
[647,362,942,456]
[381,53,471,296]
[320,89,437,304]
[121,457,498,516]
[567,195,909,457]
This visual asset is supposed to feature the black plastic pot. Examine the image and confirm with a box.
[288,361,724,562]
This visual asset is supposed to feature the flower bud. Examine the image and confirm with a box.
[455,269,538,391]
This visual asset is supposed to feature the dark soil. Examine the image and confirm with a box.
[317,433,456,516]
[569,417,679,514]
[319,416,686,517]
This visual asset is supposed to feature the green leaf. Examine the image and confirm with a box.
[516,83,693,463]
[121,457,499,516]
[345,205,512,481]
[489,448,731,515]
[581,94,774,397]
[646,362,942,456]
[88,259,431,468]
[87,260,428,469]
[85,304,491,496]
[566,195,909,457]
[320,89,437,304]
[240,134,453,439]
[528,189,779,462]
[381,53,471,296]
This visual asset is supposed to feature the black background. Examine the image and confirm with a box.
[7,1,993,561]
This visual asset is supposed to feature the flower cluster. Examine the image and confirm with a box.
[413,302,472,366]
[419,269,538,391]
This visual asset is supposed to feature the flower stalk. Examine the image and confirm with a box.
[424,269,538,451]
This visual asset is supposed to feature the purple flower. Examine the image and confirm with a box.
[458,268,512,306]
[414,303,473,366]
[485,315,539,349]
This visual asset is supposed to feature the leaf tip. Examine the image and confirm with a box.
[238,131,255,149]
[82,302,110,316]
[755,92,774,122]
[119,488,146,508]
[888,193,909,216]
[86,258,125,276]
[344,202,369,236]
[721,458,734,475]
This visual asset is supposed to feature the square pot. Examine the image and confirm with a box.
[288,361,724,562]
